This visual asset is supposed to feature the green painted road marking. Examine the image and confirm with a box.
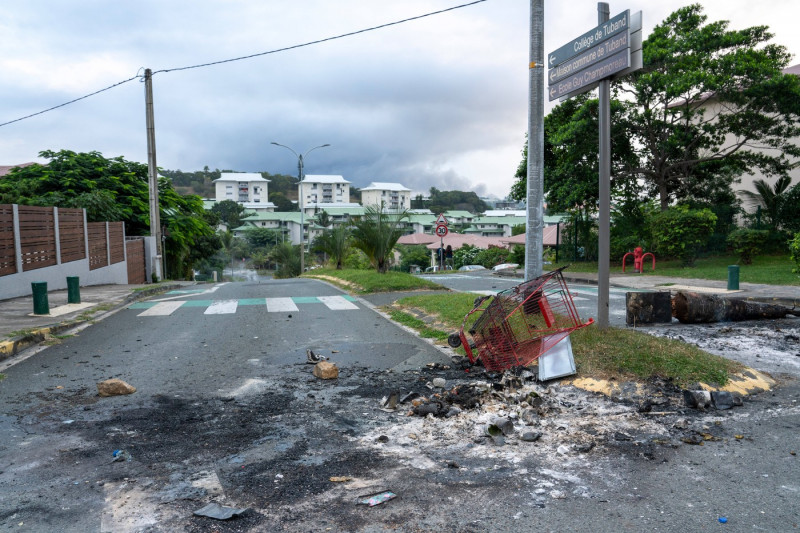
[239,298,267,306]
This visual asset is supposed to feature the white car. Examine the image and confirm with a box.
[458,265,486,271]
[492,263,519,271]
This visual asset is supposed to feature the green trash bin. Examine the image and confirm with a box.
[727,265,740,291]
[31,281,49,315]
[67,276,80,303]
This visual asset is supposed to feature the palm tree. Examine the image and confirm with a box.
[738,176,792,230]
[313,225,351,269]
[349,203,409,273]
[268,242,301,278]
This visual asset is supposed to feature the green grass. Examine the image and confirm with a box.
[391,292,742,388]
[556,253,800,285]
[304,268,445,293]
[387,310,449,341]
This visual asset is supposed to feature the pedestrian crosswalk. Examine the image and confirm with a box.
[129,295,359,317]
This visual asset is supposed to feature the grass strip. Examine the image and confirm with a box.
[305,268,445,293]
[557,253,799,285]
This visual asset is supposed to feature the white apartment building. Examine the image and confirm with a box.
[213,172,271,207]
[299,175,351,208]
[360,182,411,210]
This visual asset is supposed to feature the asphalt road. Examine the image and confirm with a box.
[0,277,798,532]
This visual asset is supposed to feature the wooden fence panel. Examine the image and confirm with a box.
[58,208,86,264]
[126,238,146,284]
[0,204,16,277]
[88,222,108,270]
[19,205,57,272]
[109,222,125,264]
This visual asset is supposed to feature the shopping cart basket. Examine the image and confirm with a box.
[449,266,593,372]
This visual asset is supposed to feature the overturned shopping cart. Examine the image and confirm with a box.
[448,266,593,372]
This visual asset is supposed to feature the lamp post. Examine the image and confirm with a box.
[270,142,330,274]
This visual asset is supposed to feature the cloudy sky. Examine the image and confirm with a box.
[1,1,799,199]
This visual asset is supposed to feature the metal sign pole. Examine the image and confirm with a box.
[597,2,611,329]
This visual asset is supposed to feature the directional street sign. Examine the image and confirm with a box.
[435,224,448,237]
[548,49,629,101]
[548,10,629,68]
[548,30,630,85]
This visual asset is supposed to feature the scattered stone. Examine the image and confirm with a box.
[490,417,515,436]
[376,435,389,443]
[711,390,735,410]
[557,445,569,455]
[613,432,633,441]
[576,441,595,453]
[521,431,542,442]
[329,476,352,482]
[97,379,136,397]
[432,377,446,388]
[683,390,711,409]
[550,490,566,499]
[491,435,506,446]
[445,406,462,418]
[681,434,704,445]
[312,361,339,380]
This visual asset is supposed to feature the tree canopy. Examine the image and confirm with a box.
[427,187,489,214]
[510,4,800,218]
[0,149,216,277]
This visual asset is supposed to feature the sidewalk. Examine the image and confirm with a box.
[498,269,800,308]
[0,282,194,360]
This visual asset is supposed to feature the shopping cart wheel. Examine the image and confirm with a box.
[447,333,462,348]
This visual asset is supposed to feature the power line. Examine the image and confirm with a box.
[0,0,488,129]
[0,75,141,128]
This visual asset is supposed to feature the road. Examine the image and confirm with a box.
[0,276,798,532]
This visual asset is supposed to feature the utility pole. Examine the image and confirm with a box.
[270,142,330,275]
[524,0,544,282]
[597,2,611,329]
[144,68,163,281]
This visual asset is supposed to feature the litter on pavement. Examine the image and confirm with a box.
[193,502,248,520]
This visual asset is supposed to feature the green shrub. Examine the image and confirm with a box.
[727,229,768,265]
[790,233,800,274]
[475,246,510,268]
[651,206,717,266]
[453,244,480,268]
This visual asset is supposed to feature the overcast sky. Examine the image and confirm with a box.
[1,1,799,199]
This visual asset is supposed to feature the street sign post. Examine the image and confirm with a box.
[546,4,644,330]
[435,224,448,238]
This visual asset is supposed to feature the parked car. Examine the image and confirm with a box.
[492,263,519,271]
[458,265,486,271]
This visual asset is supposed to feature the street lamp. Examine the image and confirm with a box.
[270,142,330,274]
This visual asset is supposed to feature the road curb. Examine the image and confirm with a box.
[0,282,189,363]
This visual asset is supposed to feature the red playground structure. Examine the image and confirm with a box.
[622,247,655,273]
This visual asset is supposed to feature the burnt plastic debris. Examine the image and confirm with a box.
[193,502,249,520]
[358,491,396,507]
[111,450,131,462]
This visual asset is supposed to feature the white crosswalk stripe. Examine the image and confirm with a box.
[318,295,359,310]
[266,298,299,312]
[204,299,238,315]
[137,301,187,316]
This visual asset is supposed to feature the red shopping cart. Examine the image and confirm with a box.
[449,266,593,372]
